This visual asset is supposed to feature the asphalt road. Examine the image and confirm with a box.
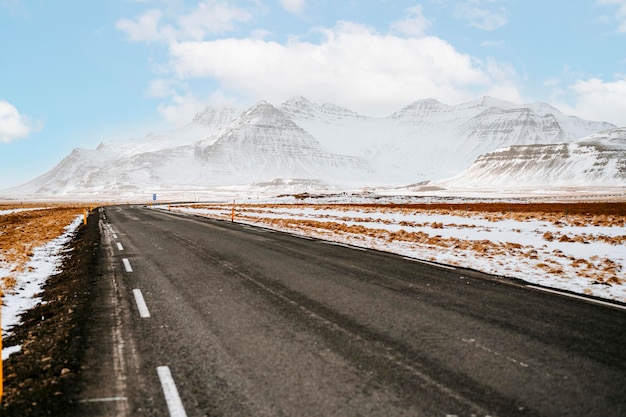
[77,205,626,417]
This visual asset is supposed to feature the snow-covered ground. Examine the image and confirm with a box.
[1,215,82,359]
[0,207,50,216]
[169,202,626,304]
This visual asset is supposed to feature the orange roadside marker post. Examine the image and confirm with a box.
[1,303,3,399]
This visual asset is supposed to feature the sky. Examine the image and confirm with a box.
[1,0,626,189]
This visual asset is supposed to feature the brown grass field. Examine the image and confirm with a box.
[0,204,90,296]
[185,201,626,226]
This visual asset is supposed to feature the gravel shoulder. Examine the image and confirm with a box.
[1,211,101,416]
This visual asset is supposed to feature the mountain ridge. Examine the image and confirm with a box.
[436,127,626,189]
[4,96,619,197]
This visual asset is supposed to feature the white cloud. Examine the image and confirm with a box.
[482,59,522,102]
[597,0,626,32]
[391,5,430,37]
[157,92,206,125]
[454,0,508,31]
[116,9,172,42]
[166,21,520,115]
[176,1,252,40]
[560,78,626,126]
[0,0,23,13]
[480,39,505,47]
[279,0,307,14]
[147,78,178,98]
[116,1,252,43]
[0,100,41,143]
[118,4,521,119]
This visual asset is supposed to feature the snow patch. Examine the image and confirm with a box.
[1,215,83,339]
[171,202,626,303]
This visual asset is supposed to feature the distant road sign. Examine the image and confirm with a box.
[153,194,157,201]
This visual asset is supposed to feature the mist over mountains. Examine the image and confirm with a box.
[5,96,622,197]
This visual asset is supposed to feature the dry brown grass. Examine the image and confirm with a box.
[173,201,625,287]
[184,201,626,226]
[0,205,90,295]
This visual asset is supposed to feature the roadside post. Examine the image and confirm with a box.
[1,303,3,399]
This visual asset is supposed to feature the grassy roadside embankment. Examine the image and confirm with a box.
[0,204,91,296]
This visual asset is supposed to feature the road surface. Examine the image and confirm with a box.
[76,205,626,417]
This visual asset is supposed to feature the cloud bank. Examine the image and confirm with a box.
[116,2,522,121]
[115,1,626,126]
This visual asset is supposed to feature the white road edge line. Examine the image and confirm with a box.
[157,366,188,417]
[116,242,124,251]
[122,258,133,273]
[291,234,313,240]
[132,289,151,318]
[527,285,626,311]
[322,241,366,251]
[78,396,128,403]
[403,257,456,271]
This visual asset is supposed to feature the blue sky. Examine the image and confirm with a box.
[1,0,625,188]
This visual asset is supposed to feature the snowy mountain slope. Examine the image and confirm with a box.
[97,104,242,158]
[4,96,618,197]
[9,148,119,195]
[282,96,615,181]
[194,101,375,184]
[10,101,376,196]
[437,128,626,189]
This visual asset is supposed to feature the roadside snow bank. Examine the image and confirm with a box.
[1,215,82,358]
[0,207,50,216]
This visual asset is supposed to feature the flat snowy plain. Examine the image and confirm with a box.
[169,197,626,304]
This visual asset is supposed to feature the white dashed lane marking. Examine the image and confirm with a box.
[122,258,133,273]
[116,242,124,251]
[132,289,151,318]
[157,366,188,417]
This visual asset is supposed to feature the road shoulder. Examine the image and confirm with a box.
[0,210,106,415]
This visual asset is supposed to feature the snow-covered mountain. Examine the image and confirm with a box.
[436,128,626,189]
[5,96,618,197]
[281,96,615,180]
[96,104,242,158]
[192,101,374,183]
[10,101,376,196]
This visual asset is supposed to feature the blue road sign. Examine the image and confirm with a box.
[153,193,157,201]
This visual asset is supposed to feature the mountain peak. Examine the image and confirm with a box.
[10,95,618,196]
[477,96,516,108]
[235,100,299,129]
[280,96,365,121]
[191,104,241,127]
[391,98,447,119]
[283,96,313,107]
[404,98,445,110]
